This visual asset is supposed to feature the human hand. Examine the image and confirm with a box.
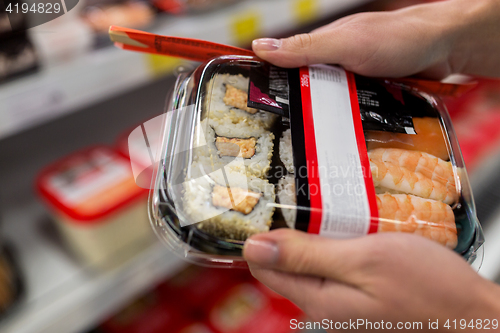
[252,0,500,79]
[243,229,500,332]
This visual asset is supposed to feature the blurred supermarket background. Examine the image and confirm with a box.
[1,0,500,332]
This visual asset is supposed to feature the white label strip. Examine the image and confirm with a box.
[308,65,371,238]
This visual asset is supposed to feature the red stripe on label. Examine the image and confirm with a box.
[300,67,323,234]
[346,71,379,233]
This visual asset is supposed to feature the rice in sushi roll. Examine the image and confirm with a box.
[279,128,294,174]
[205,74,278,130]
[277,175,297,229]
[183,162,275,240]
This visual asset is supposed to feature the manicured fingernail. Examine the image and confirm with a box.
[252,38,282,51]
[244,239,279,265]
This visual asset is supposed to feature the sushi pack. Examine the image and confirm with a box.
[149,55,484,267]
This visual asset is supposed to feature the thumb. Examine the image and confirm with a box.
[243,229,366,282]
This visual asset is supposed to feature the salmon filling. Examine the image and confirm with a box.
[212,185,262,214]
[216,137,256,158]
[223,84,258,114]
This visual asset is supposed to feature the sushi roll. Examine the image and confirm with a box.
[194,119,274,178]
[205,74,278,130]
[277,175,297,229]
[279,128,294,174]
[183,163,275,240]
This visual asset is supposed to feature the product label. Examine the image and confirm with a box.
[248,63,289,117]
[247,64,444,238]
[44,148,133,208]
[247,64,440,134]
[355,75,447,134]
[289,65,378,237]
[355,75,415,134]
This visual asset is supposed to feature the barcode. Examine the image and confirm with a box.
[269,66,289,102]
[310,68,341,82]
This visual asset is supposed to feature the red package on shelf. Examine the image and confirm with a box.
[100,291,193,333]
[156,266,250,309]
[444,79,500,170]
[203,279,303,333]
[35,146,151,269]
[174,322,218,333]
[100,265,303,333]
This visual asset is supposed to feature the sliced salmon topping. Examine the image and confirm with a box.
[212,185,261,214]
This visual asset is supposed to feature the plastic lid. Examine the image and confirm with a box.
[36,146,147,223]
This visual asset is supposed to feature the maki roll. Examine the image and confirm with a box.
[205,74,278,130]
[279,128,294,174]
[183,163,275,240]
[194,118,274,178]
[277,175,297,229]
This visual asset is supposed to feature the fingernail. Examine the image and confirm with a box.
[244,239,279,265]
[252,38,282,51]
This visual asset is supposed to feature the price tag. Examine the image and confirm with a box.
[293,0,318,24]
[145,54,182,77]
[230,11,261,46]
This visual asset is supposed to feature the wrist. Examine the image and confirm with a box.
[446,0,500,76]
[392,0,478,76]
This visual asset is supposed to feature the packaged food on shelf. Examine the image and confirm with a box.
[29,18,93,66]
[100,265,302,333]
[81,1,155,33]
[36,146,152,269]
[0,1,40,82]
[0,33,38,82]
[444,79,500,170]
[100,290,193,333]
[149,55,484,267]
[203,279,303,333]
[155,265,250,309]
[152,0,240,15]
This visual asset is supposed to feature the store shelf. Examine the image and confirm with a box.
[0,0,371,140]
[0,201,186,333]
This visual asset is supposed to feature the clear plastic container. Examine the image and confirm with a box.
[149,55,484,268]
